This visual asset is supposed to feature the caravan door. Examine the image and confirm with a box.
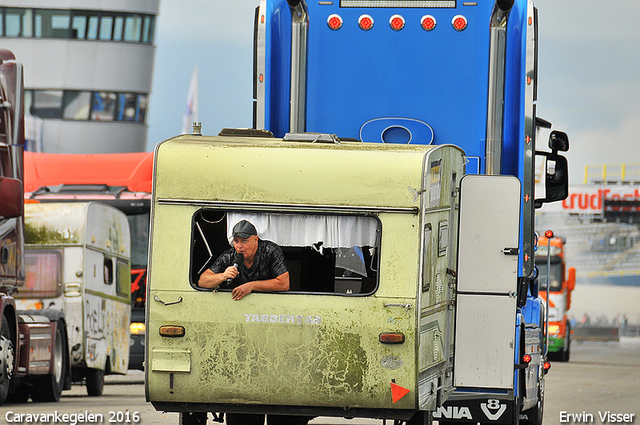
[454,175,521,389]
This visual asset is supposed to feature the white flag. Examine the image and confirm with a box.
[181,66,198,134]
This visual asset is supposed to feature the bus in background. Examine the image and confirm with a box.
[23,151,153,370]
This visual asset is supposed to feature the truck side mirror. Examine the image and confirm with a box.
[535,130,570,208]
[567,267,576,291]
[0,176,24,219]
[548,130,569,152]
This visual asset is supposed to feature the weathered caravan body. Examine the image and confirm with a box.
[146,134,472,424]
[16,202,131,396]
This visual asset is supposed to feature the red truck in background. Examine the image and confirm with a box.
[0,49,71,404]
[536,235,576,361]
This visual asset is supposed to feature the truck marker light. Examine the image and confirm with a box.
[390,382,410,403]
[379,332,405,344]
[523,354,532,364]
[389,15,405,31]
[359,15,374,31]
[545,230,554,238]
[543,361,551,372]
[159,325,185,337]
[327,14,343,30]
[452,15,468,31]
[130,322,146,335]
[421,15,436,31]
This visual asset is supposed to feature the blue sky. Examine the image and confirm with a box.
[147,1,640,185]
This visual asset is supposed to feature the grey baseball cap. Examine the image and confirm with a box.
[232,220,257,238]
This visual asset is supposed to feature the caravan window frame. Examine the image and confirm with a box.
[189,209,382,297]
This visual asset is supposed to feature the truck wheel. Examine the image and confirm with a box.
[31,321,67,402]
[560,323,571,362]
[0,319,15,405]
[86,367,104,396]
[406,411,433,425]
[521,387,544,425]
[179,412,207,425]
[266,415,313,425]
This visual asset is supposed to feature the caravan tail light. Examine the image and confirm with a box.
[389,15,405,31]
[421,15,437,31]
[359,15,374,31]
[327,14,343,30]
[159,325,185,337]
[379,332,405,344]
[452,15,468,31]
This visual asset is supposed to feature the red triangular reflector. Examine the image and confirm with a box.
[390,382,410,403]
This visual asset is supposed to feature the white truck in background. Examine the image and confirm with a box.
[15,201,132,396]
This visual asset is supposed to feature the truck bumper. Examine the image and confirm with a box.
[434,390,515,423]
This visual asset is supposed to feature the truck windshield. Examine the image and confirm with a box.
[535,261,562,292]
[127,212,149,269]
[16,249,63,298]
[191,210,380,295]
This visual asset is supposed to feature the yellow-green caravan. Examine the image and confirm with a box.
[145,133,475,424]
[16,202,131,397]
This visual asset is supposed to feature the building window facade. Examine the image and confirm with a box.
[26,89,149,124]
[0,7,155,44]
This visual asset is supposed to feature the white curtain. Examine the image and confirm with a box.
[227,212,379,249]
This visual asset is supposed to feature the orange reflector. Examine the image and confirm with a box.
[523,354,532,364]
[391,382,410,403]
[327,14,343,30]
[159,325,185,337]
[379,333,405,344]
[421,15,436,31]
[452,15,468,31]
[545,230,554,238]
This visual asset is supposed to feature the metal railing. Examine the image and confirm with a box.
[584,163,640,184]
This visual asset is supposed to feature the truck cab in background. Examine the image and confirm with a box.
[535,235,576,362]
[0,49,71,405]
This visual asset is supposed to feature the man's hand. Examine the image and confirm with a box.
[223,265,239,282]
[231,282,254,300]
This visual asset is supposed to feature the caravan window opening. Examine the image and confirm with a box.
[104,256,113,285]
[190,209,381,296]
[116,259,130,296]
[16,249,63,299]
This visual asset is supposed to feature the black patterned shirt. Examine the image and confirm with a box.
[211,239,288,289]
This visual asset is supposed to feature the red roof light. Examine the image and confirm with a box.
[452,15,468,31]
[359,14,374,31]
[327,14,343,30]
[389,14,405,31]
[421,15,437,31]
